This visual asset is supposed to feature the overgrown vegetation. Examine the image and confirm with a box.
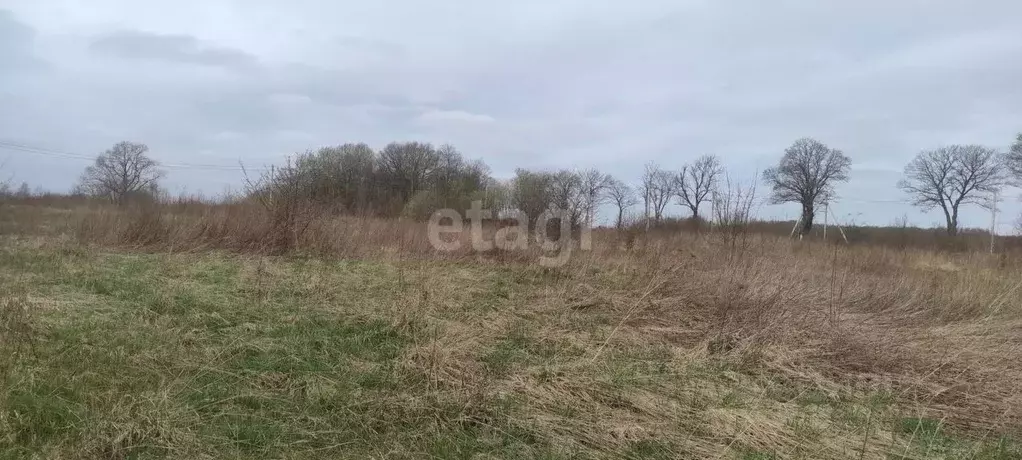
[2,200,1022,458]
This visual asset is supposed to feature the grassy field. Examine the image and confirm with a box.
[2,205,1022,458]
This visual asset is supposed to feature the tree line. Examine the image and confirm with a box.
[62,132,1022,236]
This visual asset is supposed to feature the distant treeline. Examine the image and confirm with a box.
[6,133,1022,246]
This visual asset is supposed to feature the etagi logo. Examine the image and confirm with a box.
[427,201,591,267]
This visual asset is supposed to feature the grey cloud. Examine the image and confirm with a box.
[89,29,258,69]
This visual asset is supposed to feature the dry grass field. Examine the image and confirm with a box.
[2,200,1022,458]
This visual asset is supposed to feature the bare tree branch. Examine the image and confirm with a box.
[1007,133,1022,185]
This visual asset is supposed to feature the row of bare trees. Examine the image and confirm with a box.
[502,168,615,229]
[760,135,1022,237]
[633,134,1022,237]
[70,141,493,217]
[0,181,33,198]
[286,142,492,217]
[640,155,726,224]
[67,132,1022,237]
[634,138,852,238]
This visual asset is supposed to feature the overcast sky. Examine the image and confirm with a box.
[2,1,1021,230]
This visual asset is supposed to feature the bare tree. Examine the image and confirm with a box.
[578,168,612,226]
[1007,133,1022,183]
[898,145,1006,235]
[712,172,758,258]
[431,143,487,204]
[763,138,851,236]
[675,154,722,220]
[77,141,164,204]
[480,177,511,216]
[295,143,376,213]
[377,141,439,204]
[242,158,318,252]
[641,162,674,225]
[333,143,376,213]
[606,178,637,229]
[550,170,586,228]
[291,141,488,218]
[510,168,555,229]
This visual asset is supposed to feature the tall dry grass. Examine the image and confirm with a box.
[71,201,426,257]
[4,197,1022,446]
[591,231,1022,436]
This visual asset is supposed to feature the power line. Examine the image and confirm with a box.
[0,141,94,160]
[837,198,913,204]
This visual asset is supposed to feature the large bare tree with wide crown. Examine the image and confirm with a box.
[763,138,851,236]
[898,144,1006,235]
[77,141,164,204]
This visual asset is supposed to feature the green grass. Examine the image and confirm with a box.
[0,241,1018,459]
[0,244,563,458]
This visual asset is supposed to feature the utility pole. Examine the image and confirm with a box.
[823,201,829,242]
[644,187,650,232]
[828,206,849,244]
[990,189,999,254]
[789,214,802,239]
[708,191,716,232]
